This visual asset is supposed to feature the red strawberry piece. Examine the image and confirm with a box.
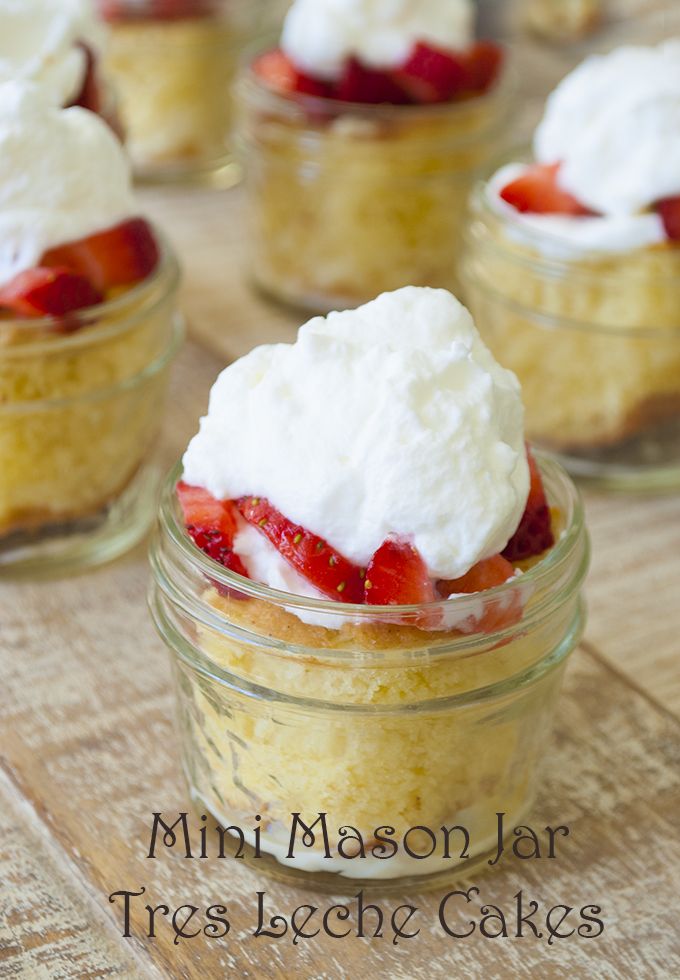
[461,41,504,94]
[438,554,521,633]
[336,58,411,104]
[502,449,554,562]
[42,218,160,293]
[68,44,102,114]
[657,196,680,241]
[500,163,594,216]
[363,538,436,606]
[253,49,331,98]
[238,496,365,602]
[0,267,103,318]
[98,0,214,21]
[392,42,468,103]
[176,482,248,577]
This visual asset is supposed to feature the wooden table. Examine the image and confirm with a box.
[2,11,679,979]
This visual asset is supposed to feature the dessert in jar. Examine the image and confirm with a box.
[522,0,602,42]
[237,0,513,313]
[0,82,182,573]
[149,287,589,887]
[97,0,275,183]
[461,42,680,491]
[0,0,119,131]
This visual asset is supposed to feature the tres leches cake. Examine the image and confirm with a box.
[0,82,180,569]
[238,0,511,313]
[150,287,589,884]
[462,42,680,486]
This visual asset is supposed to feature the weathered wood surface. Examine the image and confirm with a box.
[2,5,679,977]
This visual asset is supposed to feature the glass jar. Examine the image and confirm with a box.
[461,179,680,491]
[100,0,280,185]
[236,56,515,314]
[0,238,182,574]
[149,454,588,890]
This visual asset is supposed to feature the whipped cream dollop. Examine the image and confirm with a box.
[183,287,529,589]
[0,0,104,107]
[281,0,474,80]
[0,81,134,287]
[488,41,680,257]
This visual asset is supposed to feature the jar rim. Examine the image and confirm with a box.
[151,451,589,652]
[0,224,181,352]
[237,39,517,126]
[467,148,680,290]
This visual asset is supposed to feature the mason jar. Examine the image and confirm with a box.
[100,0,280,184]
[461,177,680,491]
[236,53,516,313]
[0,238,182,574]
[149,454,588,890]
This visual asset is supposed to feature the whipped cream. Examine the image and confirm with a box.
[281,0,474,80]
[0,0,104,107]
[486,41,680,258]
[535,41,680,216]
[0,81,135,288]
[183,287,529,589]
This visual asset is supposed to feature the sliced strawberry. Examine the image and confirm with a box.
[461,41,504,94]
[502,449,554,562]
[43,218,159,293]
[238,496,365,603]
[500,163,593,216]
[392,42,468,103]
[657,196,680,242]
[438,554,522,633]
[253,49,331,98]
[98,0,214,21]
[176,482,248,576]
[68,44,102,114]
[0,267,103,318]
[336,58,411,104]
[363,538,436,606]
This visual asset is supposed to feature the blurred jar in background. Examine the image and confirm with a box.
[522,0,603,41]
[97,0,281,184]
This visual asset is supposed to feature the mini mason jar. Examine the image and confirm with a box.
[149,454,588,890]
[0,239,182,574]
[236,56,515,313]
[461,180,680,491]
[102,0,279,184]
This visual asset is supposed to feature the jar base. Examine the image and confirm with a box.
[0,463,161,577]
[536,419,680,493]
[189,787,533,895]
[134,154,242,190]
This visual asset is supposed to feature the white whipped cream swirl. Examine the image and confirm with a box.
[0,0,105,107]
[183,287,529,585]
[281,0,474,81]
[487,41,680,258]
[0,81,134,287]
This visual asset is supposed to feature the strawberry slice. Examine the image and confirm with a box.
[392,42,468,103]
[176,482,248,576]
[99,0,215,21]
[0,267,103,318]
[502,449,554,562]
[336,58,410,104]
[238,496,365,602]
[363,538,436,606]
[438,554,522,633]
[500,163,593,216]
[253,49,331,98]
[42,218,160,293]
[657,196,680,242]
[461,41,504,94]
[68,44,102,114]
